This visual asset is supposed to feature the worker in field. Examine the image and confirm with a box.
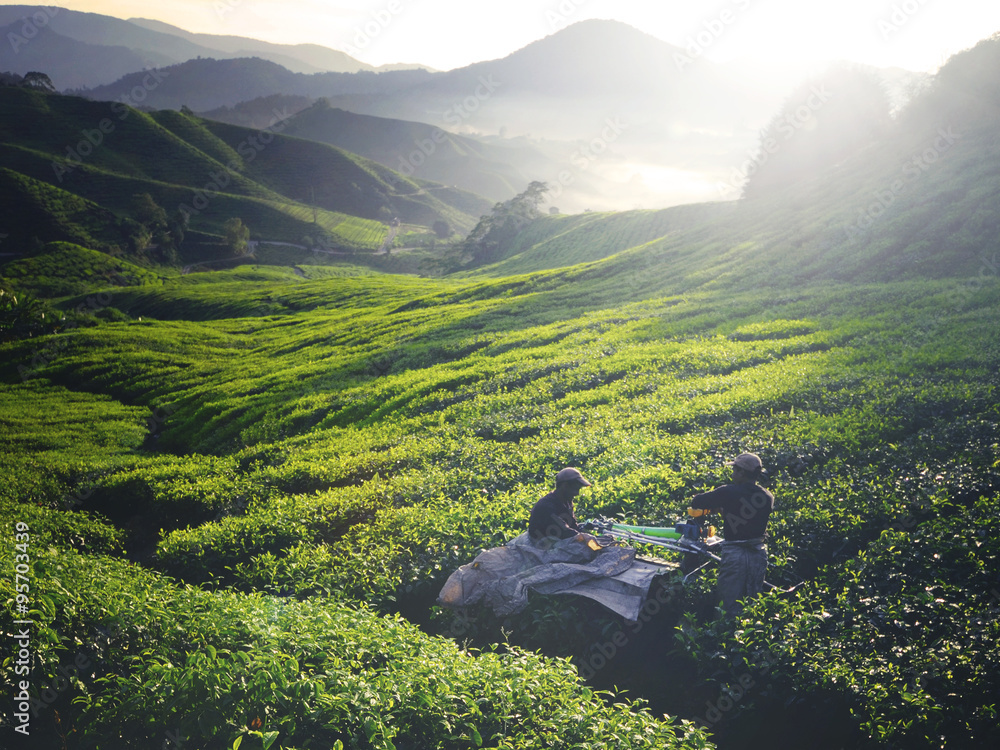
[529,467,592,545]
[689,453,774,613]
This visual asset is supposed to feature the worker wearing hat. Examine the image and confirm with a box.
[529,467,592,544]
[689,453,774,612]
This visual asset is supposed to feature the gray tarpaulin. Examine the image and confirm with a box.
[437,532,675,621]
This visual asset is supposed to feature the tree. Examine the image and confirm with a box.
[130,193,168,231]
[432,220,451,239]
[21,71,56,93]
[463,181,548,265]
[129,193,182,263]
[224,218,250,256]
[168,208,187,248]
[124,218,153,256]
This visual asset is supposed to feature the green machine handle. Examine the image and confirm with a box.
[609,523,683,540]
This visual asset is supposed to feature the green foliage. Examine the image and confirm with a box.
[224,217,251,257]
[1,242,162,299]
[0,285,59,341]
[675,496,1000,748]
[3,41,1000,748]
[0,167,133,253]
[23,271,1000,744]
[0,86,483,265]
[463,181,549,266]
[0,545,711,749]
[2,256,998,748]
[21,71,57,93]
[469,202,724,276]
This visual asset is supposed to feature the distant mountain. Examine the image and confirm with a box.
[0,6,223,86]
[0,21,158,90]
[201,99,575,203]
[127,18,432,74]
[15,13,939,212]
[198,95,318,130]
[76,20,782,212]
[83,57,435,111]
[84,57,313,110]
[79,20,757,136]
[0,5,429,90]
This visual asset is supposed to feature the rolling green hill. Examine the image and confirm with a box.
[0,241,162,298]
[2,35,1000,750]
[2,247,998,748]
[466,203,727,276]
[0,86,490,260]
[0,167,133,252]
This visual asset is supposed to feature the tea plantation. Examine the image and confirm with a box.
[2,244,998,747]
[3,36,1000,750]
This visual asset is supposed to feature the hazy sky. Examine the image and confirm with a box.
[54,0,1000,72]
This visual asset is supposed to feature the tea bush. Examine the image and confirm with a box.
[0,545,712,749]
[675,496,1000,749]
[2,244,998,748]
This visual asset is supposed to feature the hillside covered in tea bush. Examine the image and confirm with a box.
[2,33,1000,750]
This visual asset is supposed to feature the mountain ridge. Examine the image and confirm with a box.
[0,5,430,90]
[126,16,434,74]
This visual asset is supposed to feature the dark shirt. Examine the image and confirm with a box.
[691,482,773,541]
[529,490,580,541]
